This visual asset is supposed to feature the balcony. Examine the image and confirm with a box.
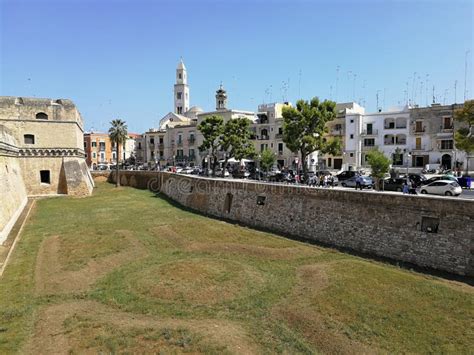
[331,129,344,136]
[412,127,426,134]
[412,144,429,151]
[259,135,269,140]
[148,143,155,150]
[384,140,407,146]
[188,137,196,145]
[275,133,283,139]
[361,129,378,136]
[158,143,164,149]
[384,125,407,130]
[362,145,378,151]
[177,140,183,147]
[278,151,284,156]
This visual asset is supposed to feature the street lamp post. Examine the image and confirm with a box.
[406,151,412,183]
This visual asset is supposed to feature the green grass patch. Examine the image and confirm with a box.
[0,181,472,353]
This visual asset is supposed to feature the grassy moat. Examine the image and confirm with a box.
[0,182,472,354]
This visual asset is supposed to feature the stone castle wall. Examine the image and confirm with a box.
[0,97,93,243]
[109,171,474,277]
[0,127,27,243]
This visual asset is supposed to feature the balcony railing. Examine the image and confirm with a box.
[384,125,407,129]
[188,137,195,144]
[412,127,426,134]
[384,141,407,145]
[361,129,378,136]
[259,135,269,140]
[362,145,378,151]
[331,129,344,136]
[275,133,283,139]
[177,140,183,147]
[412,144,427,151]
[148,143,155,150]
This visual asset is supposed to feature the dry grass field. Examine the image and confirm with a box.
[0,182,472,354]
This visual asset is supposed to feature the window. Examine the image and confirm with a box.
[443,117,453,129]
[350,119,354,123]
[350,134,354,139]
[99,142,105,151]
[40,170,50,184]
[84,142,87,148]
[392,153,403,165]
[349,153,354,157]
[159,151,164,157]
[441,140,453,149]
[189,149,195,157]
[138,142,142,149]
[159,137,164,144]
[24,134,35,144]
[328,158,332,167]
[36,112,48,120]
[278,143,283,152]
[91,141,97,148]
[178,73,182,79]
[177,92,182,100]
[150,138,155,144]
[92,152,96,158]
[364,138,375,146]
[177,106,183,114]
[278,127,283,135]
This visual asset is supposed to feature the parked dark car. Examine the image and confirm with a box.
[268,172,294,183]
[336,171,358,181]
[400,173,426,185]
[382,178,405,192]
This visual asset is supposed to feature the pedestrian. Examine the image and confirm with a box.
[323,175,328,188]
[329,175,334,188]
[402,181,409,194]
[409,179,417,195]
[355,175,361,190]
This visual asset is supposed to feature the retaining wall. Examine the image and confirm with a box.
[109,171,474,277]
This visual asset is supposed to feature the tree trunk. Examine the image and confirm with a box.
[300,149,308,183]
[222,156,229,177]
[116,144,120,187]
[211,149,218,177]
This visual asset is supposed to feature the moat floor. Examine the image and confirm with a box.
[1,182,472,354]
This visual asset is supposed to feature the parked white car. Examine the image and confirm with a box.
[420,180,462,197]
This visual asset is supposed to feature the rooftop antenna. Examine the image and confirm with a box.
[352,73,357,102]
[464,50,470,101]
[432,85,436,104]
[376,90,381,111]
[329,85,333,100]
[335,66,340,102]
[411,72,417,105]
[425,74,430,106]
[405,81,409,105]
[454,80,458,103]
[419,80,424,106]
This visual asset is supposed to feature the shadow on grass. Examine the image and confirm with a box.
[149,190,474,286]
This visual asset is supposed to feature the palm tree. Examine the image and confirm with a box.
[108,119,128,187]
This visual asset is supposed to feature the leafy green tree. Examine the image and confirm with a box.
[220,117,256,177]
[366,149,391,190]
[282,97,341,181]
[260,148,276,178]
[454,100,474,175]
[197,115,224,176]
[108,119,128,187]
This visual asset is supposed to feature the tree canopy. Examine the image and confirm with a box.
[197,115,224,176]
[259,148,276,175]
[282,98,341,180]
[366,149,391,190]
[220,117,255,176]
[454,100,474,154]
[108,119,128,187]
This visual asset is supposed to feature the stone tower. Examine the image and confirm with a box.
[174,59,189,115]
[215,84,227,111]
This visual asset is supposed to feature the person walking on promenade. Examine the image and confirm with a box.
[355,175,362,190]
[402,181,409,194]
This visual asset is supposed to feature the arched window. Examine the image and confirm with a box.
[24,134,35,144]
[36,112,48,120]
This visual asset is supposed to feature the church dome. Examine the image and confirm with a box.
[187,106,204,113]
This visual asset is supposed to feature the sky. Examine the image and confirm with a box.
[1,0,473,133]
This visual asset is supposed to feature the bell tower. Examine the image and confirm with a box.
[174,59,190,115]
[215,84,227,111]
